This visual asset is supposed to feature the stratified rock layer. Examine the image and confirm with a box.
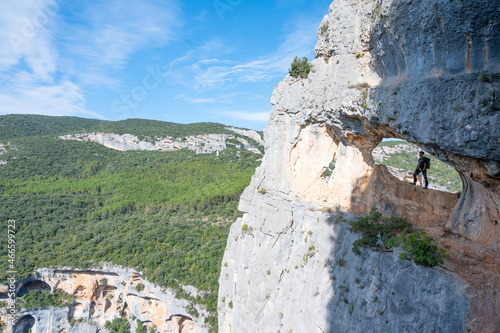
[219,0,500,332]
[2,266,206,333]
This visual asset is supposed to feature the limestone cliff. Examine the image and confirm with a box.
[2,266,206,333]
[219,0,500,332]
[59,128,262,155]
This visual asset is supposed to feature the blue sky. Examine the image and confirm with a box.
[0,0,331,130]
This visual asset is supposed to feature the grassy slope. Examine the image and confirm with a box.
[0,115,263,331]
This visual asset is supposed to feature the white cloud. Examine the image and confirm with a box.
[59,0,182,86]
[167,17,320,90]
[188,98,218,104]
[221,111,269,122]
[0,0,91,118]
[195,10,210,22]
[0,72,104,119]
[0,0,58,80]
[0,0,182,119]
[175,91,263,105]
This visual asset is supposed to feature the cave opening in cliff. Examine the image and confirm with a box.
[69,302,84,320]
[165,314,194,333]
[13,315,35,333]
[371,139,462,193]
[16,280,51,297]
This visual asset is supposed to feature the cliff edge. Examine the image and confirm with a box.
[218,0,500,332]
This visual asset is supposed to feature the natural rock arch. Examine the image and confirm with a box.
[218,1,500,332]
[370,140,463,193]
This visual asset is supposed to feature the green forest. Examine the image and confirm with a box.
[0,115,263,331]
[0,114,236,141]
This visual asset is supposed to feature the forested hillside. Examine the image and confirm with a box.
[0,114,263,330]
[0,114,237,141]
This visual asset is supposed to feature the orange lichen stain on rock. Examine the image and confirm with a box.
[465,33,472,73]
[67,274,98,302]
[134,295,167,328]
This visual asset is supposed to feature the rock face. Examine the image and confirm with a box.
[3,266,206,333]
[59,129,262,155]
[219,0,500,332]
[225,127,265,146]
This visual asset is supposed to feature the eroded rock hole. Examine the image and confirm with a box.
[17,280,51,297]
[14,315,35,333]
[166,315,195,333]
[69,302,85,320]
[121,302,129,318]
[371,139,462,193]
[97,285,117,299]
[89,301,96,317]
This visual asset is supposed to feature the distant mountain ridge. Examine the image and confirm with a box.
[0,114,263,142]
[0,114,264,156]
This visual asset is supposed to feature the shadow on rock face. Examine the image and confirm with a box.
[14,315,35,333]
[16,280,51,297]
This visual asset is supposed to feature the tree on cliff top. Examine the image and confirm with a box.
[289,56,311,79]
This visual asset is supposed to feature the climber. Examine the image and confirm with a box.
[412,151,429,189]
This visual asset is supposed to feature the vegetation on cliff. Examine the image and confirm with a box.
[348,208,411,255]
[288,56,311,79]
[349,208,447,267]
[21,289,74,309]
[0,115,263,331]
[105,318,130,333]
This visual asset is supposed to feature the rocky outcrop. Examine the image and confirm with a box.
[0,143,7,165]
[2,266,206,333]
[219,0,500,332]
[59,130,262,155]
[225,127,265,146]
